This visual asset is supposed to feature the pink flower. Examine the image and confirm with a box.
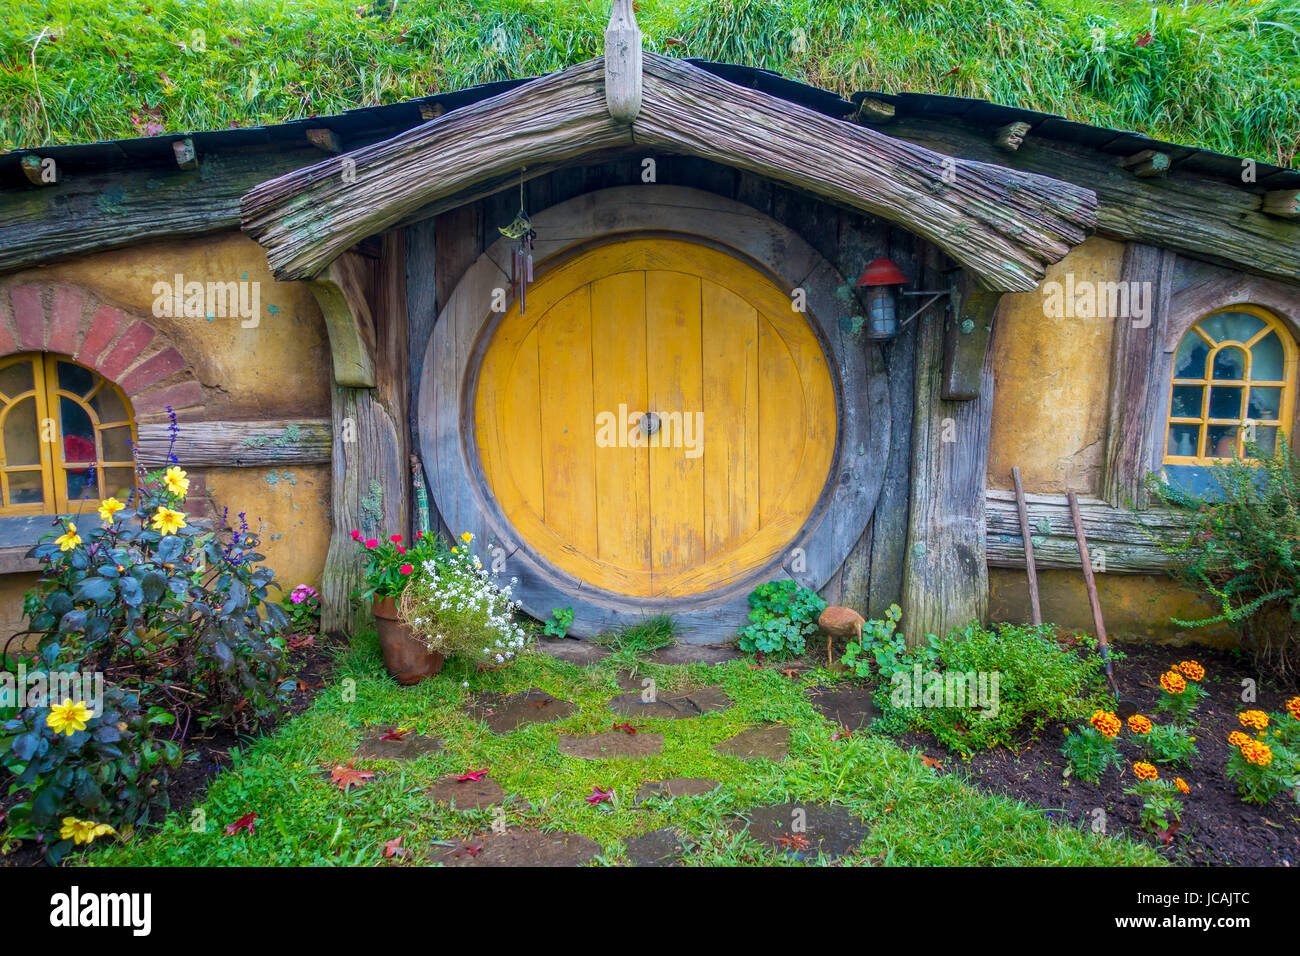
[350,530,361,541]
[396,545,406,554]
[390,534,402,543]
[365,538,379,549]
[399,563,414,575]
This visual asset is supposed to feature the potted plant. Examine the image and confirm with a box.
[353,531,443,683]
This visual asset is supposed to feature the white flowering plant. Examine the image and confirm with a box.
[397,532,530,668]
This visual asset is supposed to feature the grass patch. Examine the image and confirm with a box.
[87,631,1163,866]
[1,0,1296,163]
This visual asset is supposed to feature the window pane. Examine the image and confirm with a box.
[1247,425,1279,457]
[1170,384,1203,418]
[1167,423,1199,457]
[1207,424,1239,457]
[59,396,96,463]
[7,470,43,505]
[1199,310,1265,344]
[90,386,128,425]
[103,467,135,502]
[1208,385,1244,420]
[0,361,34,399]
[1247,386,1283,421]
[100,425,133,463]
[1250,332,1285,381]
[1212,347,1247,381]
[3,395,41,466]
[65,464,96,501]
[1174,334,1209,379]
[57,361,95,398]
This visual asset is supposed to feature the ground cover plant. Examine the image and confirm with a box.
[2,0,1296,166]
[66,631,1160,867]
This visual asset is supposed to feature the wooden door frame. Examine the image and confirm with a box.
[418,185,891,642]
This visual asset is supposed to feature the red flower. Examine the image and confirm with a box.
[365,538,379,548]
[390,534,402,543]
[350,530,361,540]
[399,563,414,575]
[396,545,406,554]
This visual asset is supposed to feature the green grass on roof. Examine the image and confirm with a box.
[1,0,1297,166]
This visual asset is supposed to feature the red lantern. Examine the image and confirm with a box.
[854,257,908,339]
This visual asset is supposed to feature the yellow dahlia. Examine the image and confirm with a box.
[1133,761,1159,782]
[1176,660,1204,682]
[1127,714,1153,734]
[59,818,116,846]
[1090,709,1121,737]
[46,698,93,736]
[97,497,126,522]
[1239,710,1269,731]
[151,506,187,536]
[163,465,190,497]
[55,522,81,552]
[1160,670,1187,694]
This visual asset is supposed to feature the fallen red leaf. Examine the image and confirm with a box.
[1136,31,1153,48]
[457,768,489,782]
[224,812,257,836]
[379,727,411,741]
[330,759,375,792]
[383,836,405,858]
[585,786,614,805]
[774,833,811,851]
[780,668,800,678]
[920,755,943,770]
[612,722,638,735]
[1155,820,1181,845]
[831,727,853,741]
[455,843,483,858]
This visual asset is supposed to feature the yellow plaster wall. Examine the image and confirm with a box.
[0,231,333,624]
[986,236,1123,495]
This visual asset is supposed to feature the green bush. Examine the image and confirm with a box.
[736,579,826,658]
[1140,723,1199,767]
[1148,438,1300,679]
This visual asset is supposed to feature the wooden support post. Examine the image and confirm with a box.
[306,128,344,154]
[604,0,643,123]
[172,137,198,170]
[901,274,996,645]
[854,97,896,124]
[20,154,57,185]
[307,251,379,388]
[1261,189,1300,218]
[993,121,1031,152]
[1011,466,1042,625]
[1120,149,1170,178]
[942,271,1000,401]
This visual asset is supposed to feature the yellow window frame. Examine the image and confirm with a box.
[1163,304,1297,466]
[0,353,138,516]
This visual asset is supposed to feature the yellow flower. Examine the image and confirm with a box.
[1241,741,1273,767]
[55,523,81,552]
[97,497,126,522]
[459,531,473,543]
[1287,697,1300,721]
[1176,660,1204,682]
[1127,714,1153,734]
[59,818,116,846]
[1159,670,1187,695]
[46,699,93,736]
[163,465,190,497]
[1239,710,1269,731]
[1133,761,1159,782]
[1089,709,1121,737]
[1174,777,1190,795]
[151,506,187,536]
[1228,731,1250,748]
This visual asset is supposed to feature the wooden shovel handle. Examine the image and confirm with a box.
[1011,467,1042,626]
[1067,491,1110,656]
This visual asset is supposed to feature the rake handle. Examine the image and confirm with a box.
[1067,491,1114,682]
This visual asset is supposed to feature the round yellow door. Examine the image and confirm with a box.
[475,237,835,598]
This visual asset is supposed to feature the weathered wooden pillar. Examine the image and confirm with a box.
[900,270,999,645]
[310,234,410,636]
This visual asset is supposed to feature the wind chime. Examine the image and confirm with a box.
[498,166,536,312]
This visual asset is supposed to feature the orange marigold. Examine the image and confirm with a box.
[1090,709,1121,737]
[1133,761,1159,782]
[1228,731,1251,748]
[1286,697,1300,721]
[1160,670,1187,694]
[1127,714,1153,734]
[1239,710,1270,731]
[1174,777,1190,795]
[1241,741,1273,767]
[1176,660,1205,682]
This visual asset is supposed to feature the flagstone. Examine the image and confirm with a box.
[558,730,665,759]
[439,828,600,867]
[713,723,790,761]
[624,828,687,866]
[353,730,444,760]
[635,777,720,802]
[464,688,575,732]
[807,683,879,730]
[426,774,506,810]
[731,802,871,861]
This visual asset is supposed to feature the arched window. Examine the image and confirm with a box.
[1164,306,1296,477]
[0,354,137,515]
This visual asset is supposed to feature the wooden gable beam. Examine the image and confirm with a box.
[306,250,378,387]
[942,270,1001,400]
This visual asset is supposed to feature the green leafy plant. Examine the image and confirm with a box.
[1148,438,1300,678]
[736,579,826,658]
[1139,723,1199,767]
[351,530,434,601]
[1123,763,1185,836]
[543,606,575,638]
[1061,722,1123,784]
[841,605,936,682]
[1225,707,1300,805]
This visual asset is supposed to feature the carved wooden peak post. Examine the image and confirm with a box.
[604,0,643,123]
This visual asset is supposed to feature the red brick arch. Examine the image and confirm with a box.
[0,283,202,420]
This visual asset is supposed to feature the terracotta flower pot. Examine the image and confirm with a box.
[373,595,443,685]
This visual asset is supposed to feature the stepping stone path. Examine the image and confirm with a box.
[464,688,575,733]
[624,828,688,867]
[635,777,720,802]
[534,639,612,667]
[732,802,871,862]
[559,731,665,759]
[353,730,444,761]
[609,686,731,720]
[807,684,879,730]
[426,774,506,810]
[646,643,743,666]
[440,828,600,867]
[713,723,790,761]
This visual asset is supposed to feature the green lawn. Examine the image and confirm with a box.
[89,633,1163,867]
